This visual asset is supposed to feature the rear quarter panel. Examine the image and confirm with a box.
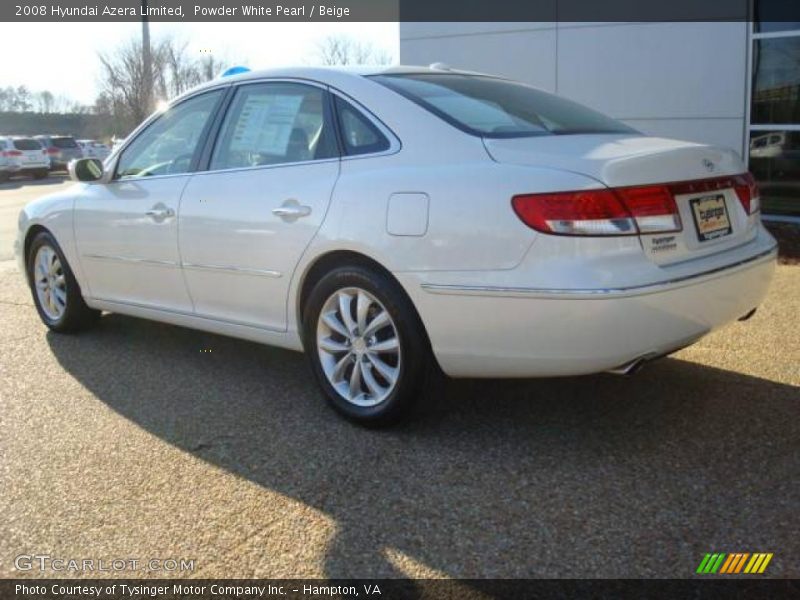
[317,158,607,272]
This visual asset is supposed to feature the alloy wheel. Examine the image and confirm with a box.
[316,287,401,407]
[33,245,67,321]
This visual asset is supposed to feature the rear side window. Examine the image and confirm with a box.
[51,137,78,149]
[334,96,390,156]
[13,138,42,150]
[372,73,637,138]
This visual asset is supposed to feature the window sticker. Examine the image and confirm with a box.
[230,93,304,156]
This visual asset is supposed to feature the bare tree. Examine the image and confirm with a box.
[97,37,155,129]
[35,90,55,113]
[0,86,34,112]
[97,36,226,133]
[198,54,226,81]
[158,38,206,99]
[313,35,392,66]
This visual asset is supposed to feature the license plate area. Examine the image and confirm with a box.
[689,194,731,242]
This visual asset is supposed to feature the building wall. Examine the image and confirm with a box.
[400,22,750,157]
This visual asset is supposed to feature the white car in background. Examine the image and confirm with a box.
[77,139,111,161]
[0,136,49,181]
[15,66,777,424]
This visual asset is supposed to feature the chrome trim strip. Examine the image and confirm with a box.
[189,156,339,177]
[182,262,282,278]
[82,254,179,267]
[83,254,282,278]
[420,245,778,299]
[89,296,285,333]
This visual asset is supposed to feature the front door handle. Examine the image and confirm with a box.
[273,199,311,222]
[145,204,175,222]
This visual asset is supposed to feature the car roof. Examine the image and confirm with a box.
[188,64,490,94]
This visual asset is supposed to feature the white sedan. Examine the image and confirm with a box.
[77,139,112,161]
[16,66,777,424]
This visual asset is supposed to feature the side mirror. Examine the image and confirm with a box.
[69,158,104,182]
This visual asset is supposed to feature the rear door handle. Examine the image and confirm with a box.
[145,204,175,221]
[272,199,311,221]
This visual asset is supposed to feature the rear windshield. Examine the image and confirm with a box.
[13,138,42,151]
[371,73,637,138]
[51,136,78,148]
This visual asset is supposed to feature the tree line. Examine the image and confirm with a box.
[0,87,90,114]
[2,33,390,139]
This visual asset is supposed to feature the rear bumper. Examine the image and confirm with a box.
[400,233,778,378]
[7,164,49,172]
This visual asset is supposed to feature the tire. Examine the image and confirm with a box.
[303,265,433,426]
[27,231,100,333]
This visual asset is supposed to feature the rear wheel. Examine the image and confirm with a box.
[303,265,432,425]
[27,231,99,332]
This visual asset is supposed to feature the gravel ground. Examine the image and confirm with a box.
[765,221,800,265]
[0,258,798,580]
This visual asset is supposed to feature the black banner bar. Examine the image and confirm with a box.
[3,0,800,22]
[3,579,800,600]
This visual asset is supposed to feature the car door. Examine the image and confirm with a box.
[179,81,340,331]
[74,88,226,312]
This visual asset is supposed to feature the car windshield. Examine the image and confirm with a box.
[51,137,78,149]
[371,73,637,138]
[13,138,42,150]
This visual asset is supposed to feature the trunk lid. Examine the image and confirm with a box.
[485,134,759,265]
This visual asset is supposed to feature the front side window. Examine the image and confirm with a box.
[372,73,637,138]
[116,89,223,179]
[334,96,390,155]
[211,83,336,170]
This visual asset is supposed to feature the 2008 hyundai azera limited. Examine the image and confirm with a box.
[16,66,778,424]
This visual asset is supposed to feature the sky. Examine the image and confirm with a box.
[0,22,399,105]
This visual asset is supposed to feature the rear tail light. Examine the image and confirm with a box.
[512,173,758,236]
[615,185,682,233]
[511,190,635,236]
[46,147,60,155]
[733,172,760,215]
[3,150,23,157]
[512,184,681,236]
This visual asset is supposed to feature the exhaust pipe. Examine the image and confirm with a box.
[606,357,647,376]
[608,335,707,376]
[607,352,661,376]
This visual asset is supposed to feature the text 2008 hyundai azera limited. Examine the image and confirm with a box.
[16,66,777,424]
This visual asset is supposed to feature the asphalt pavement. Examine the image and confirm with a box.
[0,178,798,579]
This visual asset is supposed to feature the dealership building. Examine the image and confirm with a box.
[400,17,800,218]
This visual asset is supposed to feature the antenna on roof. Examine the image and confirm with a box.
[429,62,452,71]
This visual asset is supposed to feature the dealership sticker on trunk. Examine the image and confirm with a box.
[690,194,731,242]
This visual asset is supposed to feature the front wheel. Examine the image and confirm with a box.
[303,265,433,426]
[27,231,100,332]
